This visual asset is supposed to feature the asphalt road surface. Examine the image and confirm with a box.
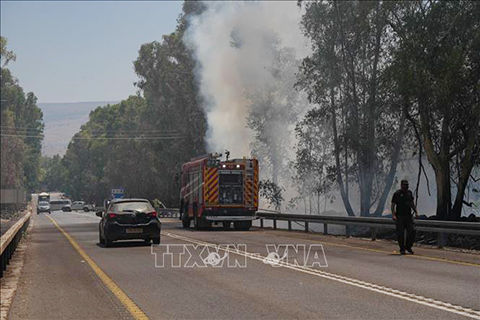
[8,210,480,320]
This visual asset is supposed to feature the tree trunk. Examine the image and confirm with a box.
[331,87,355,216]
[450,130,477,220]
[373,110,406,216]
[419,99,451,220]
[434,166,451,220]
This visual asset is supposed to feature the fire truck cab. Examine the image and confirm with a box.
[180,153,259,230]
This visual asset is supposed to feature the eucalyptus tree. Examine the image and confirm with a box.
[246,38,303,187]
[292,108,337,214]
[1,37,44,192]
[133,3,207,204]
[297,1,405,216]
[388,0,480,220]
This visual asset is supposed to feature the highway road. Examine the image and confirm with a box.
[7,210,480,320]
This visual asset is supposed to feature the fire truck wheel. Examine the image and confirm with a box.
[194,215,210,230]
[234,221,252,231]
[194,214,201,230]
[222,221,231,230]
[182,210,191,228]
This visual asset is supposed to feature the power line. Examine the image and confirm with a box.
[0,133,185,140]
[0,134,45,138]
[1,126,180,134]
[72,136,185,140]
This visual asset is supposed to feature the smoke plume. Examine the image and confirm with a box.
[184,1,311,159]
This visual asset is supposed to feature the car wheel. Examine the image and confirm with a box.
[144,238,151,244]
[105,237,113,247]
[152,237,160,244]
[99,230,105,245]
[84,207,89,212]
[104,229,113,247]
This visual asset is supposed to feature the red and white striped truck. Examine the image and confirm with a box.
[179,153,259,230]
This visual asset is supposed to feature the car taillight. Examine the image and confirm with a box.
[148,211,157,218]
[108,213,117,219]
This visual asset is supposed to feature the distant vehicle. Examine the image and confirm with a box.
[71,201,93,212]
[97,198,161,247]
[179,152,259,230]
[37,201,51,214]
[62,200,72,212]
[50,199,72,211]
[38,192,50,203]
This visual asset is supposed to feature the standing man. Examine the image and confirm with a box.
[391,179,419,254]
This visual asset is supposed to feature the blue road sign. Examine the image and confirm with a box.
[111,188,125,199]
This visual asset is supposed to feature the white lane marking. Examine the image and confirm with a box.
[162,231,480,320]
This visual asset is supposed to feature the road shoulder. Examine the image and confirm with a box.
[8,214,133,320]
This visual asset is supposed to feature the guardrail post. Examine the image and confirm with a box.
[346,225,350,237]
[273,219,277,230]
[371,228,377,241]
[324,223,328,235]
[438,232,445,249]
[260,219,264,228]
[305,222,309,232]
[288,221,292,231]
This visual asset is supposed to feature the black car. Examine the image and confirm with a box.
[97,198,161,247]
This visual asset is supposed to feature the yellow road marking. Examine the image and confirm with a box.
[46,215,149,320]
[259,230,480,268]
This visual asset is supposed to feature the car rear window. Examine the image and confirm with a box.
[110,201,154,213]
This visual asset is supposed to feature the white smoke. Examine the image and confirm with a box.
[183,1,311,159]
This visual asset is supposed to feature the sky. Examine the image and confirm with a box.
[1,0,183,103]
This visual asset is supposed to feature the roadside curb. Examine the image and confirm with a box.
[0,213,34,320]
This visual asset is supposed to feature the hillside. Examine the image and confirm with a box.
[39,101,118,156]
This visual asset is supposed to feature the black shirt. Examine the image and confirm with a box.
[392,190,414,216]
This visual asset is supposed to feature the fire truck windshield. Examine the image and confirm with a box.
[220,173,242,184]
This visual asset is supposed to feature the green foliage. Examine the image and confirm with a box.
[296,0,479,219]
[259,180,284,211]
[40,155,67,192]
[0,36,16,67]
[55,5,208,205]
[388,1,480,220]
[59,96,153,203]
[292,108,337,213]
[297,0,405,216]
[1,37,44,192]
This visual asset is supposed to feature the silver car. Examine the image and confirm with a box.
[71,201,93,212]
[37,201,51,214]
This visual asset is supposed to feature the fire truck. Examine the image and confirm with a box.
[179,152,259,230]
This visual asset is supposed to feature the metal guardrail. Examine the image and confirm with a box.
[93,207,180,218]
[1,211,31,278]
[256,211,480,248]
[156,208,180,218]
